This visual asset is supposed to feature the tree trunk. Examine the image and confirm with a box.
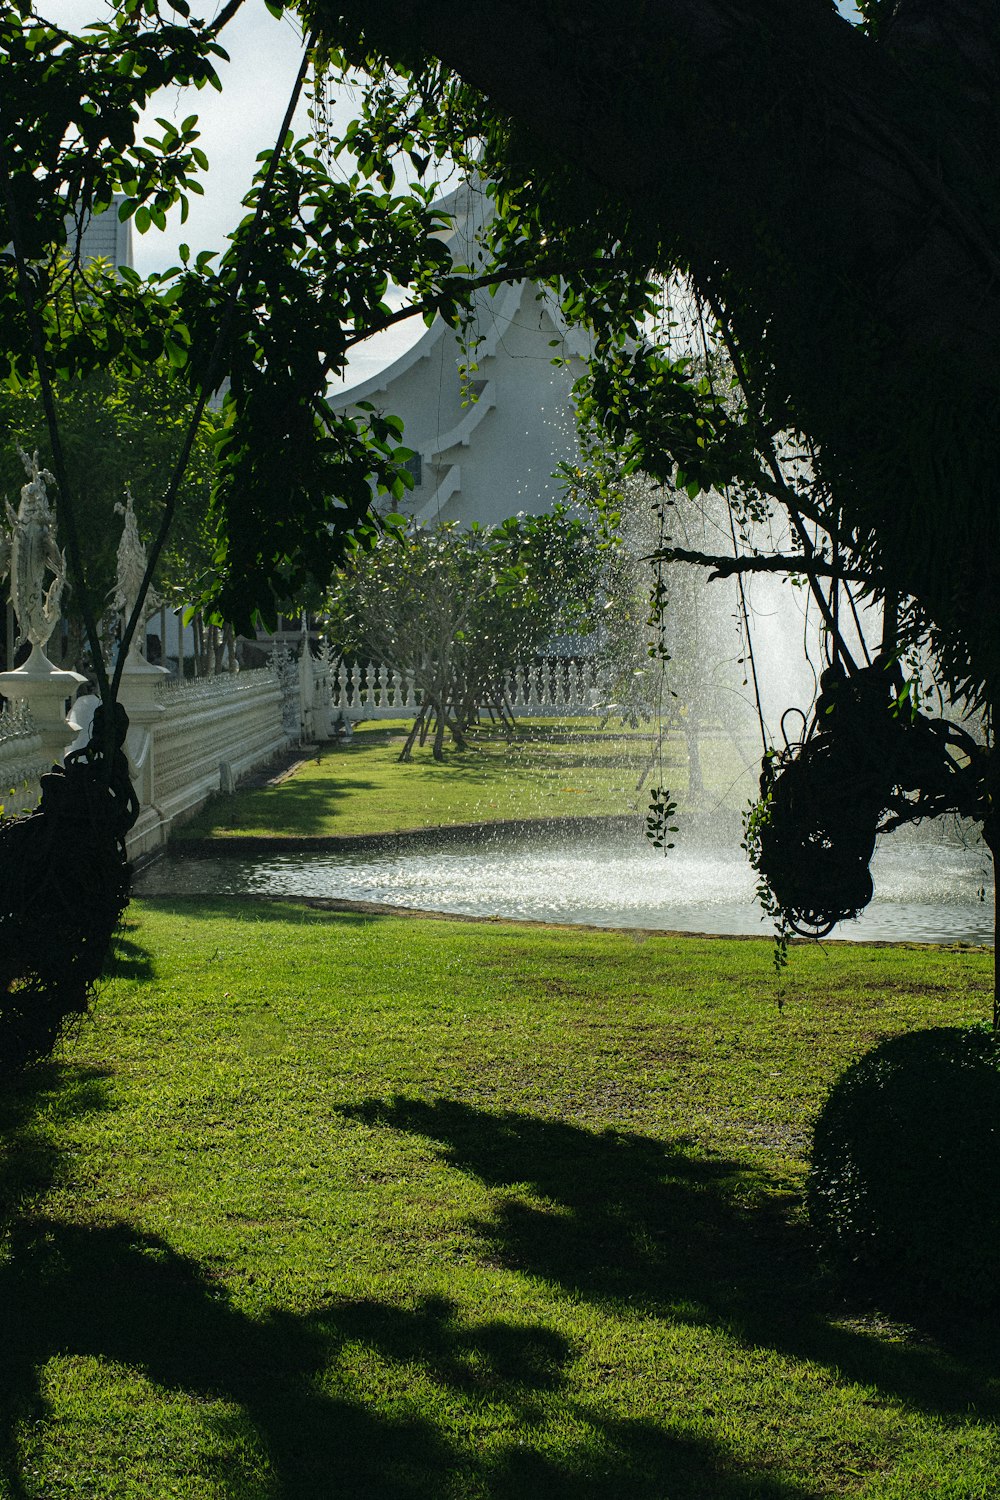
[446,711,467,751]
[432,703,446,761]
[224,622,238,672]
[398,704,427,762]
[983,752,1000,1030]
[192,614,203,678]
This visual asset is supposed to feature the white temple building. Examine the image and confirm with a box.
[71,196,134,275]
[329,179,590,529]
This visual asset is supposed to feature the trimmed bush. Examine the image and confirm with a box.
[808,1025,1000,1307]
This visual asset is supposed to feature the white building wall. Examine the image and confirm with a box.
[330,180,589,529]
[69,197,134,274]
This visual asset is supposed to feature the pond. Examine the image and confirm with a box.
[136,819,994,945]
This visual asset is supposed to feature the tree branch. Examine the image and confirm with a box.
[700,290,860,671]
[206,0,250,38]
[335,255,573,358]
[657,545,874,585]
[111,40,313,699]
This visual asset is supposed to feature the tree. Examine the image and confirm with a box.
[0,1,506,1064]
[0,356,219,673]
[327,509,599,759]
[308,0,1000,700]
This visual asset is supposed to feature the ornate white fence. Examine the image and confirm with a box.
[0,701,50,816]
[327,657,605,722]
[0,639,603,860]
[125,666,291,857]
[0,666,292,857]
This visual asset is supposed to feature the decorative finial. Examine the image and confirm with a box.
[113,487,148,631]
[1,448,67,661]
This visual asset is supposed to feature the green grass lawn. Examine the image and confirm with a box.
[177,720,757,841]
[3,900,997,1498]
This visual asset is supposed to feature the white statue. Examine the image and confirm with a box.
[0,449,67,661]
[113,487,161,666]
[113,488,147,632]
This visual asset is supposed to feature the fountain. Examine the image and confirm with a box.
[135,493,994,947]
[135,813,992,944]
[136,579,993,945]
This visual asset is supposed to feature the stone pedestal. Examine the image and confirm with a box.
[0,643,86,763]
[117,648,170,808]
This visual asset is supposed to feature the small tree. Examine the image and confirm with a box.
[327,510,598,760]
[0,355,219,673]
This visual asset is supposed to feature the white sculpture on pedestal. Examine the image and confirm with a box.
[111,488,168,811]
[113,488,155,663]
[1,449,67,669]
[0,451,84,762]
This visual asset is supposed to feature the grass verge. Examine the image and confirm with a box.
[2,899,997,1498]
[176,720,756,842]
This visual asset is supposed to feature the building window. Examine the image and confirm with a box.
[404,453,423,488]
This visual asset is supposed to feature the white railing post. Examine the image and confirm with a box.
[312,644,332,741]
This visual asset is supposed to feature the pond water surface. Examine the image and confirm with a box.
[137,822,994,945]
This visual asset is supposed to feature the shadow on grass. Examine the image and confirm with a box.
[181,728,636,841]
[341,1097,1000,1432]
[0,1225,816,1499]
[131,895,411,929]
[183,775,381,839]
[102,926,156,982]
[0,1075,815,1498]
[0,1060,114,1224]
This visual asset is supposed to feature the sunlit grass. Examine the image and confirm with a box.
[178,718,757,841]
[2,901,996,1498]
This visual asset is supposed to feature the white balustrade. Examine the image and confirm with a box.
[0,453,298,845]
[122,666,292,856]
[326,656,603,723]
[0,700,49,816]
[0,627,604,853]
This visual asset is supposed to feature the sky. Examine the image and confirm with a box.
[43,0,422,386]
